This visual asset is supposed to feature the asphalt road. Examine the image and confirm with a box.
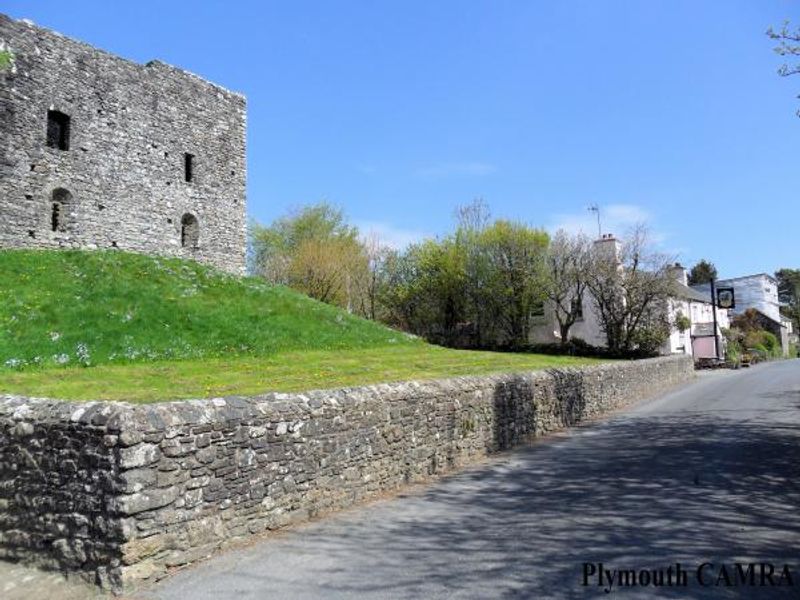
[27,359,800,600]
[133,360,800,600]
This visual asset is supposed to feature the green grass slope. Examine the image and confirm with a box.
[0,249,419,370]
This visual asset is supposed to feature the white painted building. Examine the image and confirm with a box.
[715,274,781,322]
[663,265,729,358]
[530,235,616,348]
[530,236,728,358]
[694,273,792,356]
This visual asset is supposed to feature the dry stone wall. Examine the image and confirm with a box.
[0,14,247,274]
[0,356,694,591]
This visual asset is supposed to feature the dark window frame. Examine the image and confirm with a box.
[46,110,71,151]
[184,153,194,182]
[181,213,199,249]
[572,296,584,320]
[50,202,62,232]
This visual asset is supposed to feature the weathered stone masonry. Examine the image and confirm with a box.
[0,14,247,274]
[0,356,693,591]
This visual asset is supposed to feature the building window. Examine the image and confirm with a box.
[50,188,72,232]
[46,110,71,150]
[181,213,199,248]
[184,153,194,182]
[51,203,61,231]
[572,297,583,320]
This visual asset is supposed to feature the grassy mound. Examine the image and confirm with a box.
[0,249,605,402]
[0,249,419,370]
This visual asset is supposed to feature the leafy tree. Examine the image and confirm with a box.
[543,230,591,344]
[687,259,717,286]
[250,203,367,309]
[453,199,493,345]
[378,207,548,349]
[379,238,468,344]
[287,236,366,306]
[471,220,549,347]
[585,227,675,355]
[775,268,800,333]
[767,21,800,116]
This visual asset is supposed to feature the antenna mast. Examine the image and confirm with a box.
[588,204,601,238]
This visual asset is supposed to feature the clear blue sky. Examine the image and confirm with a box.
[5,1,799,276]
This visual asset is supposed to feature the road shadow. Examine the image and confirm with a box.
[140,367,800,600]
[227,409,800,599]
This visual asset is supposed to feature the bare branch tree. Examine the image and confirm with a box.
[767,20,800,115]
[585,226,675,355]
[455,198,491,233]
[543,230,592,344]
[351,232,392,320]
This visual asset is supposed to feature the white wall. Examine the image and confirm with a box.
[533,292,728,357]
[718,274,781,322]
[529,293,607,346]
[665,299,692,355]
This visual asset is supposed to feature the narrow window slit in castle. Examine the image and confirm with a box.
[50,188,72,233]
[51,203,62,232]
[184,153,194,182]
[46,110,71,150]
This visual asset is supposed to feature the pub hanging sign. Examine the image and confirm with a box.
[716,287,735,309]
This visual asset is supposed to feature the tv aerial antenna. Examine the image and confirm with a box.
[587,204,602,238]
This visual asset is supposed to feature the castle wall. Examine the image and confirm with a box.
[0,15,247,274]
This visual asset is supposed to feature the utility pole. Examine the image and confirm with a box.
[588,204,601,238]
[710,278,720,359]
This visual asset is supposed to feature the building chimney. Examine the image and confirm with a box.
[667,262,688,286]
[593,233,621,264]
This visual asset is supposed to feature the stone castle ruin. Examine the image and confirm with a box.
[0,14,247,274]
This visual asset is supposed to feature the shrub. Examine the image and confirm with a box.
[522,339,603,357]
[674,312,691,333]
[725,339,741,364]
[745,331,780,359]
[520,337,656,359]
[0,49,13,71]
[758,331,781,357]
[630,320,671,356]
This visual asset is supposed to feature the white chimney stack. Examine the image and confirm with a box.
[593,233,621,264]
[667,262,688,286]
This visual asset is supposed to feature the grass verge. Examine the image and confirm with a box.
[0,345,607,403]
